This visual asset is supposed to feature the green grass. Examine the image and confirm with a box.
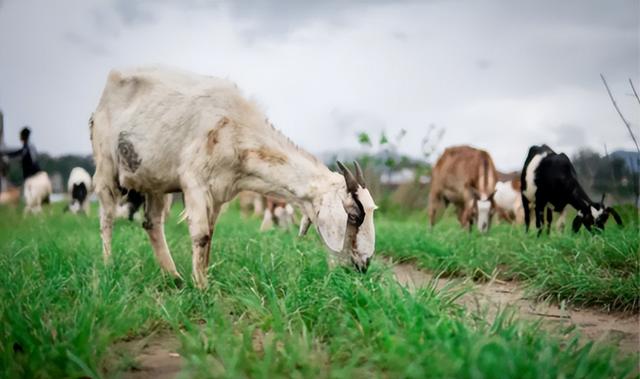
[377,207,640,312]
[0,203,637,378]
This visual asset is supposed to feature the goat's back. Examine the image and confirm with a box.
[431,145,497,200]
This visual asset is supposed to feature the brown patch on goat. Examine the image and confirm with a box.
[206,117,231,154]
[511,178,521,191]
[242,147,288,165]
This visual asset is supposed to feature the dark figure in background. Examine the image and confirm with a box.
[1,127,42,180]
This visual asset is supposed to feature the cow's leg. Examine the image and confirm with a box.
[535,203,545,237]
[183,185,220,289]
[95,182,117,262]
[545,207,553,235]
[522,195,531,232]
[143,193,182,281]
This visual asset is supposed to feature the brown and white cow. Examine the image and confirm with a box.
[428,145,497,233]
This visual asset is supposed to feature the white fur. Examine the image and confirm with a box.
[67,167,92,214]
[494,180,524,223]
[523,153,547,201]
[590,206,603,219]
[476,199,492,232]
[91,66,377,287]
[24,171,52,214]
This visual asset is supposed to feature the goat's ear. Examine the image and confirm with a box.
[315,192,347,252]
[571,215,583,233]
[607,207,623,226]
[488,190,496,202]
[298,215,312,237]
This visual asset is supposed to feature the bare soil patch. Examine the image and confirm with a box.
[111,332,183,379]
[392,261,640,354]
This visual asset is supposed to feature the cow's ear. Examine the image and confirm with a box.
[572,215,583,233]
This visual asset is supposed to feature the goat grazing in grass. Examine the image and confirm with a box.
[91,67,377,288]
[24,171,52,214]
[521,144,623,235]
[428,145,497,233]
[67,167,92,215]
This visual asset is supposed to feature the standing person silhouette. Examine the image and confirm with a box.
[1,127,42,180]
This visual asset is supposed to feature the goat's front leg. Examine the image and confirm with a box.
[96,184,116,262]
[143,193,182,283]
[183,185,220,289]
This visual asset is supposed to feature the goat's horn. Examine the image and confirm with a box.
[337,161,358,192]
[600,193,606,204]
[353,161,366,188]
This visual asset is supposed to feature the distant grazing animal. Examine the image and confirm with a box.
[90,67,377,288]
[494,179,524,224]
[115,189,145,221]
[260,196,295,231]
[520,144,622,235]
[0,185,20,206]
[67,167,92,214]
[428,145,497,233]
[23,171,52,214]
[237,190,265,217]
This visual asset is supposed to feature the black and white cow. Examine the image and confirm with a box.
[521,144,623,235]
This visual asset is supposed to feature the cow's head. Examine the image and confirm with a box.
[306,161,377,273]
[572,194,623,232]
[471,188,496,233]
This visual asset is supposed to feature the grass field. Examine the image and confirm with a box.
[0,203,638,378]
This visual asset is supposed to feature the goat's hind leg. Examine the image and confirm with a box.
[545,207,553,235]
[183,185,220,289]
[535,203,545,237]
[144,193,183,284]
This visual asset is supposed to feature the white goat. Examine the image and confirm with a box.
[259,196,296,231]
[90,67,377,288]
[24,171,52,214]
[493,180,524,224]
[67,167,92,215]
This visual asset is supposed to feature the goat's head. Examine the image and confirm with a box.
[311,161,377,273]
[470,188,496,233]
[572,193,623,232]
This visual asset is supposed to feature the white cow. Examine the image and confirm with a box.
[90,67,377,288]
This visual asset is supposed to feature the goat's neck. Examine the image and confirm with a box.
[569,186,594,215]
[235,125,342,214]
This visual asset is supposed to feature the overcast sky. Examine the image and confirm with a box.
[0,0,638,171]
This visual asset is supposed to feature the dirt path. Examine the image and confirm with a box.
[392,261,640,354]
[112,262,639,378]
[113,332,183,379]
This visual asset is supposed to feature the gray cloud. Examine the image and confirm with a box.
[0,0,637,172]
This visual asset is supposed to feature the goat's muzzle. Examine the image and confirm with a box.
[351,256,370,274]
